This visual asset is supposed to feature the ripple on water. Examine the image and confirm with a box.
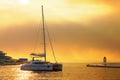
[0,63,120,80]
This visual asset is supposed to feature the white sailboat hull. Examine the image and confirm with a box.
[21,64,53,71]
[21,63,62,71]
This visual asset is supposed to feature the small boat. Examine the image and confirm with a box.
[21,5,62,71]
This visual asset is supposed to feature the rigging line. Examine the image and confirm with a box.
[44,20,57,63]
[33,23,41,52]
[33,5,43,52]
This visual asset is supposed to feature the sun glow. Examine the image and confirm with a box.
[19,0,29,5]
[57,4,113,22]
[40,0,114,23]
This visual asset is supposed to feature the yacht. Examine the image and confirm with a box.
[20,5,62,71]
[21,60,62,71]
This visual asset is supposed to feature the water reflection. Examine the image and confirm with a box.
[15,66,62,80]
[16,70,32,80]
[31,71,63,80]
[1,63,120,80]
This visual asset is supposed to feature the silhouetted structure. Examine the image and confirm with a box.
[0,51,15,65]
[103,56,107,65]
[0,51,12,61]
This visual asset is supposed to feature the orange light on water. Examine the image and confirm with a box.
[16,69,32,80]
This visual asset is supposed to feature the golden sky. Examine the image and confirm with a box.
[0,0,120,63]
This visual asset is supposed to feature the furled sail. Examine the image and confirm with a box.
[30,53,45,57]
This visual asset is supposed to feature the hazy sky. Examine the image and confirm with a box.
[0,0,120,62]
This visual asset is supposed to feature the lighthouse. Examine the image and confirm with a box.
[103,57,107,65]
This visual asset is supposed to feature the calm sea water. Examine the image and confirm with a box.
[0,63,120,80]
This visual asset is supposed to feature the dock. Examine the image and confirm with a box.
[87,64,120,68]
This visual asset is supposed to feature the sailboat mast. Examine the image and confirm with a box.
[41,5,46,62]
